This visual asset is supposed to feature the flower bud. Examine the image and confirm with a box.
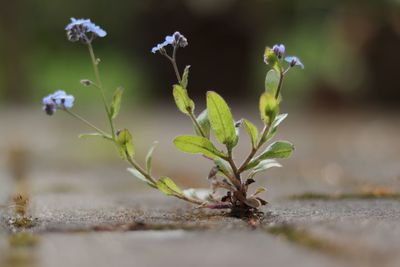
[272,44,285,59]
[80,79,93,86]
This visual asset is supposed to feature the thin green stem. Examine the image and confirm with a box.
[172,46,182,82]
[274,69,284,99]
[124,151,203,205]
[238,68,285,173]
[226,148,241,189]
[237,123,271,173]
[125,153,157,184]
[87,43,116,139]
[188,111,206,137]
[64,109,112,140]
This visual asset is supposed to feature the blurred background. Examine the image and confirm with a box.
[0,0,399,203]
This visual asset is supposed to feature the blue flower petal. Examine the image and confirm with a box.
[165,35,174,44]
[151,32,188,54]
[65,18,107,41]
[285,56,304,69]
[85,20,107,37]
[42,90,75,115]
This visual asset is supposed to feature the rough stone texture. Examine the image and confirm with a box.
[1,107,400,267]
[38,230,351,267]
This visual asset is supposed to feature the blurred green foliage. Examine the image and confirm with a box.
[0,0,399,107]
[30,49,146,105]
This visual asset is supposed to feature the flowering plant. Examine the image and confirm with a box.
[43,19,303,217]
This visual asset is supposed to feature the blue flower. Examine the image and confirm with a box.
[151,31,188,54]
[42,90,75,115]
[272,44,285,59]
[84,21,107,37]
[65,18,91,31]
[42,95,57,115]
[65,18,106,43]
[285,56,304,69]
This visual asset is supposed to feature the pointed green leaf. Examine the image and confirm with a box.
[127,168,156,188]
[259,93,279,125]
[183,188,212,202]
[117,129,135,159]
[79,133,106,139]
[181,65,190,89]
[206,91,236,147]
[254,187,266,195]
[246,141,294,170]
[195,109,211,139]
[156,177,183,196]
[248,159,282,178]
[268,113,288,139]
[174,135,226,159]
[110,87,123,120]
[243,119,258,149]
[214,158,232,177]
[173,84,195,115]
[145,142,158,175]
[265,69,280,96]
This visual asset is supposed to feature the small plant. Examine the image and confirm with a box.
[43,18,303,217]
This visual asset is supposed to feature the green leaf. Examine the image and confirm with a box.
[174,135,226,159]
[127,168,156,188]
[259,93,279,125]
[173,84,195,115]
[214,158,232,177]
[246,141,294,170]
[243,119,258,149]
[183,188,212,202]
[181,65,190,89]
[265,69,280,96]
[264,47,280,71]
[195,109,211,139]
[117,129,135,159]
[268,113,288,139]
[79,133,105,139]
[145,142,158,175]
[156,177,183,196]
[110,87,123,120]
[248,159,282,178]
[254,187,266,196]
[206,91,237,147]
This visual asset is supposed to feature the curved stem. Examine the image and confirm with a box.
[226,148,241,189]
[87,43,116,139]
[172,46,182,82]
[237,123,271,173]
[64,109,112,139]
[125,153,157,185]
[238,68,285,173]
[274,69,284,99]
[125,151,203,205]
[188,111,206,137]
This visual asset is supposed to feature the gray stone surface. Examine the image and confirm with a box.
[1,108,400,267]
[38,230,350,267]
